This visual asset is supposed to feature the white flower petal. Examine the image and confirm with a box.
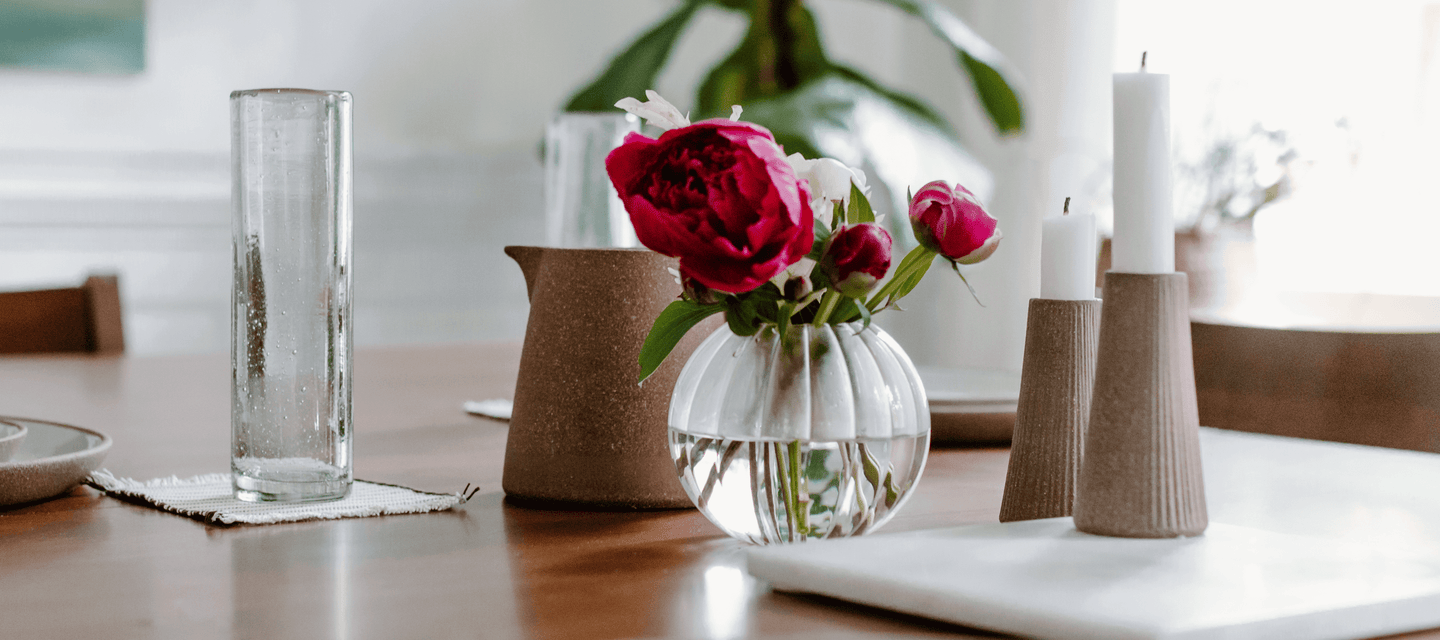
[770,257,817,290]
[785,153,868,205]
[813,197,834,228]
[787,152,816,175]
[614,91,691,131]
[729,105,743,121]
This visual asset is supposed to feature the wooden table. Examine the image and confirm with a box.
[2,344,1439,639]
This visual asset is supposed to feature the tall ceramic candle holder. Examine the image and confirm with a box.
[1000,298,1101,522]
[1072,271,1208,538]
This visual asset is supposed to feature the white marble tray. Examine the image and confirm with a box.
[747,517,1440,640]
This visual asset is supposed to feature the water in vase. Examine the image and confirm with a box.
[669,429,929,545]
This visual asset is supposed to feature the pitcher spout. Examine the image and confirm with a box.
[504,246,546,300]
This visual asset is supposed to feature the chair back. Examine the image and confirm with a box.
[1192,296,1440,452]
[0,275,125,354]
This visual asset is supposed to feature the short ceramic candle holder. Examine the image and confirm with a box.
[1072,271,1209,538]
[1000,298,1101,522]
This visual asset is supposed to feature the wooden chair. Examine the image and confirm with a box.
[0,274,125,354]
[1191,293,1440,453]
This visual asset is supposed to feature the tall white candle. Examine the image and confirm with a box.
[1112,58,1174,273]
[1041,199,1098,300]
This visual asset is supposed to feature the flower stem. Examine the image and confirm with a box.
[788,440,808,539]
[810,290,843,326]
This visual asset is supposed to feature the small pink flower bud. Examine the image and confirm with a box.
[783,275,813,301]
[820,223,892,298]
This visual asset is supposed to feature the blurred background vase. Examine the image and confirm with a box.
[544,112,640,248]
[668,322,931,544]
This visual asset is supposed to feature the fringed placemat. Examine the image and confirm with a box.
[88,469,477,525]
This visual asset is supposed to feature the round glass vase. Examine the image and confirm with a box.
[668,321,931,544]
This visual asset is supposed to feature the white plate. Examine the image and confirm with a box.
[0,417,111,507]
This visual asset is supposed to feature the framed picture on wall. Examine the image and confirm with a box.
[0,0,144,74]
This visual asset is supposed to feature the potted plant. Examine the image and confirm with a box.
[565,0,1025,248]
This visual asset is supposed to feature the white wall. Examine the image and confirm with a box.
[0,0,1114,370]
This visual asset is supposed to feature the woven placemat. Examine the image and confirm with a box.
[88,469,474,525]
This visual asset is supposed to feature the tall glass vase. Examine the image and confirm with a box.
[544,112,640,248]
[668,322,931,544]
[230,88,353,503]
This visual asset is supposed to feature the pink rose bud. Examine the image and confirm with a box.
[820,223,892,297]
[908,180,1002,264]
[783,274,813,301]
[605,119,813,294]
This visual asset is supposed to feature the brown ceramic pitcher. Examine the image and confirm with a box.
[503,246,717,509]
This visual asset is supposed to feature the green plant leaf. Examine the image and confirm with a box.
[725,296,763,336]
[738,68,995,254]
[742,281,784,324]
[806,220,832,261]
[856,298,873,328]
[866,0,1025,135]
[564,1,704,112]
[889,245,937,304]
[695,0,831,116]
[830,297,861,324]
[638,299,723,383]
[847,181,874,224]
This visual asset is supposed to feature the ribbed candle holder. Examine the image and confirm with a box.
[1072,272,1208,538]
[1000,299,1101,522]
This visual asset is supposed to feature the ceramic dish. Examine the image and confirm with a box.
[0,420,27,462]
[918,367,1021,444]
[0,417,111,507]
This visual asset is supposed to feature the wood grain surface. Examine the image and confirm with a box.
[0,344,1437,639]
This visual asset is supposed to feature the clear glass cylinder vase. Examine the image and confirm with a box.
[668,322,931,544]
[544,112,640,248]
[230,88,353,503]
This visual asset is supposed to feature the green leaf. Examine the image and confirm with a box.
[725,297,762,336]
[889,245,937,304]
[638,299,723,383]
[806,221,832,261]
[695,0,831,116]
[856,298,873,329]
[847,181,874,224]
[866,0,1025,135]
[831,201,843,231]
[739,68,995,254]
[563,1,704,112]
[830,297,858,323]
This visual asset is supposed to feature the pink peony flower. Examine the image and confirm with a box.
[820,223,892,297]
[606,119,813,294]
[908,181,1002,264]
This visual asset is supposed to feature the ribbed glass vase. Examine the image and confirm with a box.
[668,322,930,544]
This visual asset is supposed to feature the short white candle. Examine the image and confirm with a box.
[1112,54,1175,273]
[1041,199,1098,300]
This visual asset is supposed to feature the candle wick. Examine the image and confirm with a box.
[1063,197,1071,215]
[1141,51,1147,71]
